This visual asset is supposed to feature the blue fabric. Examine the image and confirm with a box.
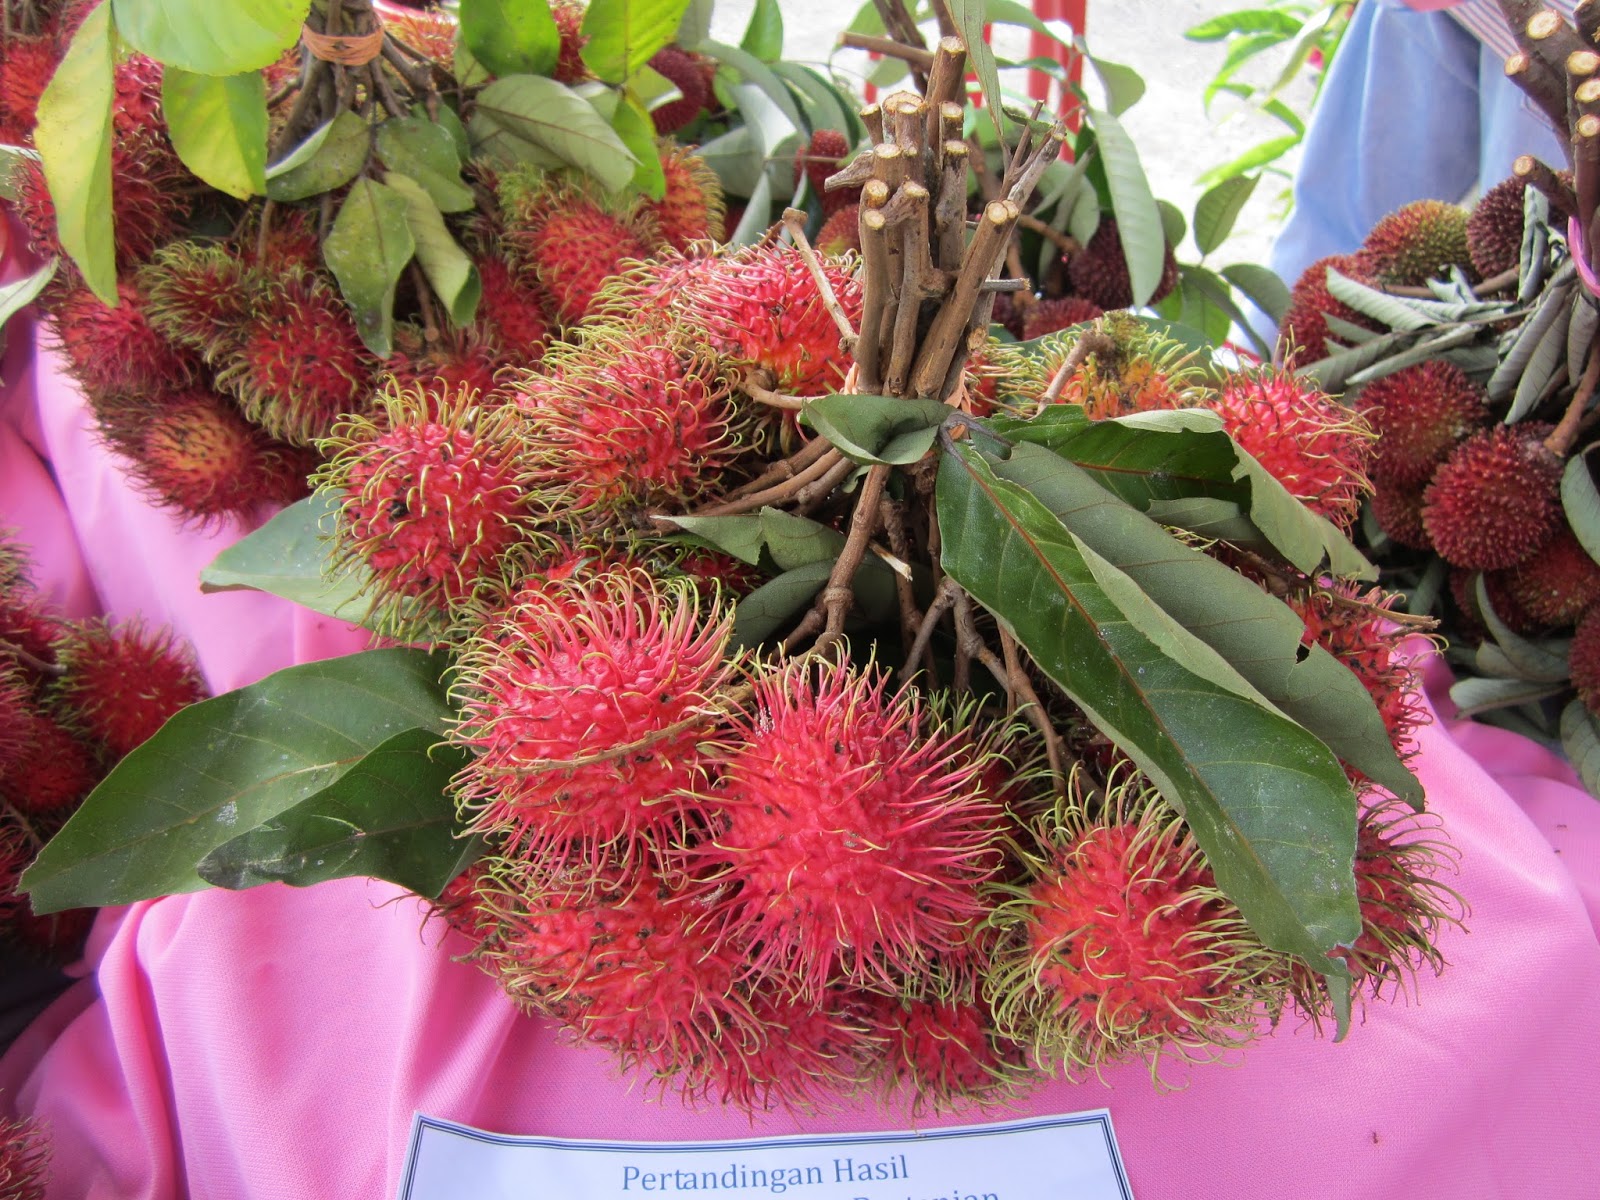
[1270,0,1569,289]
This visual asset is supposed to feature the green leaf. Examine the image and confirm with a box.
[694,125,765,196]
[197,729,474,897]
[951,0,1004,143]
[110,0,309,75]
[1182,263,1272,358]
[35,3,116,303]
[1449,676,1566,718]
[160,68,266,199]
[1195,134,1299,187]
[937,440,1360,963]
[459,0,559,78]
[1086,53,1145,116]
[660,514,768,564]
[323,178,415,358]
[1086,106,1163,306]
[469,75,639,193]
[1222,262,1290,325]
[1475,576,1572,683]
[1185,9,1303,41]
[1562,452,1600,571]
[678,0,713,49]
[1156,198,1187,249]
[770,62,852,142]
[758,508,846,570]
[582,0,693,83]
[265,110,370,202]
[800,395,951,465]
[986,0,1061,40]
[383,173,481,328]
[1560,698,1600,798]
[991,441,1421,804]
[741,0,784,60]
[729,172,774,244]
[199,493,377,625]
[732,561,831,648]
[611,94,667,200]
[1193,173,1257,257]
[22,649,454,913]
[0,259,58,331]
[703,40,806,134]
[1065,183,1101,247]
[375,117,475,213]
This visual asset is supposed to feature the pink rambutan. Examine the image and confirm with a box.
[317,385,536,627]
[51,618,206,758]
[1066,217,1179,310]
[471,255,551,360]
[1503,526,1600,627]
[1362,361,1489,487]
[50,279,195,397]
[450,569,734,866]
[1422,423,1563,570]
[1208,368,1375,526]
[132,389,313,519]
[647,46,711,134]
[701,658,1006,1000]
[642,144,724,252]
[1021,296,1105,341]
[0,711,97,814]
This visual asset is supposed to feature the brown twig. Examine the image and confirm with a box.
[1017,211,1079,257]
[839,31,935,72]
[1547,333,1600,456]
[742,370,809,411]
[728,436,833,498]
[0,640,64,678]
[910,200,1019,398]
[795,454,858,514]
[816,464,891,642]
[1035,330,1114,413]
[783,209,859,346]
[678,447,844,518]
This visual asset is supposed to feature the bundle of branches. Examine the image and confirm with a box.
[1278,0,1600,797]
[19,15,1456,1111]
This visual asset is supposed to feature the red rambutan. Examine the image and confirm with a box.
[0,1111,51,1200]
[139,241,254,358]
[642,144,724,252]
[471,255,552,360]
[793,129,856,216]
[0,665,35,778]
[0,710,98,814]
[871,993,1031,1112]
[1021,296,1106,341]
[1362,199,1472,286]
[1503,527,1600,627]
[133,389,314,519]
[1066,217,1179,310]
[1421,423,1563,570]
[815,204,860,257]
[1362,360,1488,487]
[551,0,592,83]
[1467,175,1530,280]
[51,618,206,758]
[50,278,195,397]
[1278,253,1383,367]
[499,173,653,326]
[0,34,57,140]
[1369,480,1433,550]
[1570,603,1600,714]
[647,46,711,134]
[15,133,189,266]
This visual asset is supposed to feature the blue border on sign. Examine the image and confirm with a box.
[398,1109,1134,1200]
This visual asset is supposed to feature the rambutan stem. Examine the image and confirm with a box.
[881,493,933,672]
[862,102,885,143]
[1016,213,1078,258]
[781,209,859,346]
[741,370,808,411]
[911,200,1018,398]
[817,463,891,643]
[0,639,63,678]
[1579,0,1600,44]
[1546,332,1600,456]
[935,142,969,275]
[1036,329,1115,414]
[726,436,833,499]
[923,38,968,123]
[794,453,858,514]
[886,184,938,395]
[678,447,844,518]
[859,208,893,391]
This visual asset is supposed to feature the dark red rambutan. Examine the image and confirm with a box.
[870,993,1031,1112]
[1450,568,1542,639]
[1467,175,1529,280]
[1066,217,1179,310]
[51,278,195,397]
[241,206,324,277]
[1422,423,1563,570]
[1503,527,1600,627]
[213,267,379,446]
[139,241,254,358]
[1571,603,1600,714]
[648,46,711,134]
[551,0,592,83]
[472,255,552,361]
[1021,296,1105,341]
[1278,253,1384,367]
[0,1111,51,1200]
[987,771,1281,1077]
[112,53,165,138]
[793,128,856,215]
[642,144,724,252]
[1363,199,1472,286]
[1369,480,1433,550]
[15,133,189,266]
[450,569,734,866]
[0,711,98,814]
[6,904,94,964]
[1362,360,1489,487]
[702,658,1006,1000]
[0,590,63,683]
[317,385,535,628]
[0,34,57,140]
[1208,367,1375,526]
[51,618,206,758]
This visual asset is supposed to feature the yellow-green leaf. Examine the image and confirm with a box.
[162,67,267,199]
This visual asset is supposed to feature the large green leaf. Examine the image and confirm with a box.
[1222,262,1290,325]
[376,117,475,213]
[582,0,693,83]
[1560,698,1600,799]
[265,110,370,202]
[732,561,832,648]
[22,649,454,913]
[703,40,806,134]
[740,0,784,60]
[199,493,376,626]
[1562,452,1600,570]
[324,178,416,358]
[384,173,482,328]
[992,441,1421,804]
[35,3,117,303]
[469,75,638,193]
[161,68,267,200]
[800,395,951,465]
[937,441,1361,965]
[1086,106,1164,306]
[111,0,308,74]
[197,729,475,897]
[1192,173,1257,257]
[951,0,1004,142]
[610,93,667,200]
[459,0,559,79]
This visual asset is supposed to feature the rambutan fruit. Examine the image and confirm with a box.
[1015,315,1200,419]
[551,0,592,83]
[379,5,457,65]
[471,255,551,360]
[677,243,863,395]
[1066,217,1179,310]
[1277,253,1384,367]
[0,711,97,814]
[213,267,378,446]
[648,45,711,134]
[815,204,860,257]
[139,241,254,358]
[132,389,314,519]
[1570,603,1600,714]
[50,618,206,758]
[1369,480,1433,550]
[1021,296,1105,341]
[1361,360,1488,487]
[1451,568,1542,639]
[498,172,653,326]
[1502,527,1600,627]
[585,246,721,326]
[793,128,856,215]
[657,546,765,599]
[0,1111,51,1200]
[0,33,57,140]
[241,206,324,277]
[642,143,724,252]
[1362,199,1472,286]
[14,134,189,266]
[519,327,738,517]
[6,904,94,964]
[0,591,63,683]
[0,665,35,778]
[870,993,1031,1112]
[1421,423,1563,570]
[50,279,195,397]
[1207,367,1375,527]
[316,384,536,628]
[387,331,509,405]
[1467,175,1530,280]
[112,53,165,138]
[701,658,1007,1000]
[450,569,734,867]
[711,989,879,1110]
[986,769,1281,1077]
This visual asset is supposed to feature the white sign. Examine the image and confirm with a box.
[398,1110,1134,1200]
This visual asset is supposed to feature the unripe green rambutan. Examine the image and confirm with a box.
[51,618,206,757]
[1362,199,1472,286]
[1066,217,1178,310]
[1422,423,1563,570]
[643,143,724,251]
[1362,361,1489,488]
[1005,315,1200,419]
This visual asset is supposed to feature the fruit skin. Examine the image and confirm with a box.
[1278,253,1384,367]
[550,0,593,83]
[50,279,196,397]
[471,255,551,361]
[1020,296,1104,341]
[0,33,58,141]
[139,241,254,359]
[642,144,724,252]
[0,711,98,815]
[1066,217,1179,310]
[793,129,856,216]
[1362,199,1473,286]
[1467,175,1530,280]
[815,204,860,257]
[647,46,711,134]
[1369,480,1433,550]
[50,619,207,757]
[1502,527,1600,627]
[1571,603,1600,714]
[1362,361,1489,488]
[1421,423,1563,571]
[0,1110,51,1200]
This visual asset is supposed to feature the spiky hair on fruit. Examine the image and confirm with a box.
[550,0,593,83]
[584,246,723,326]
[1421,423,1564,571]
[986,767,1284,1080]
[675,243,864,396]
[213,265,379,446]
[0,664,34,778]
[1502,527,1600,627]
[1369,479,1434,551]
[1570,602,1600,715]
[1020,296,1104,341]
[49,278,197,398]
[1206,367,1375,527]
[0,32,57,141]
[1361,199,1472,286]
[866,987,1032,1114]
[315,383,538,631]
[514,325,739,520]
[497,170,655,326]
[1467,175,1532,280]
[0,710,98,815]
[1066,217,1179,311]
[387,327,511,405]
[647,46,712,134]
[643,143,725,252]
[793,128,857,216]
[450,569,735,872]
[470,254,552,360]
[50,618,207,758]
[1277,253,1384,367]
[1360,360,1489,488]
[139,241,255,359]
[0,1110,50,1200]
[997,313,1202,419]
[698,656,1008,1001]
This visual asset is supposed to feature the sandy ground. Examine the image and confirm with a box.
[707,0,1310,271]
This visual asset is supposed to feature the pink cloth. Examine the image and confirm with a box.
[3,653,1598,1199]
